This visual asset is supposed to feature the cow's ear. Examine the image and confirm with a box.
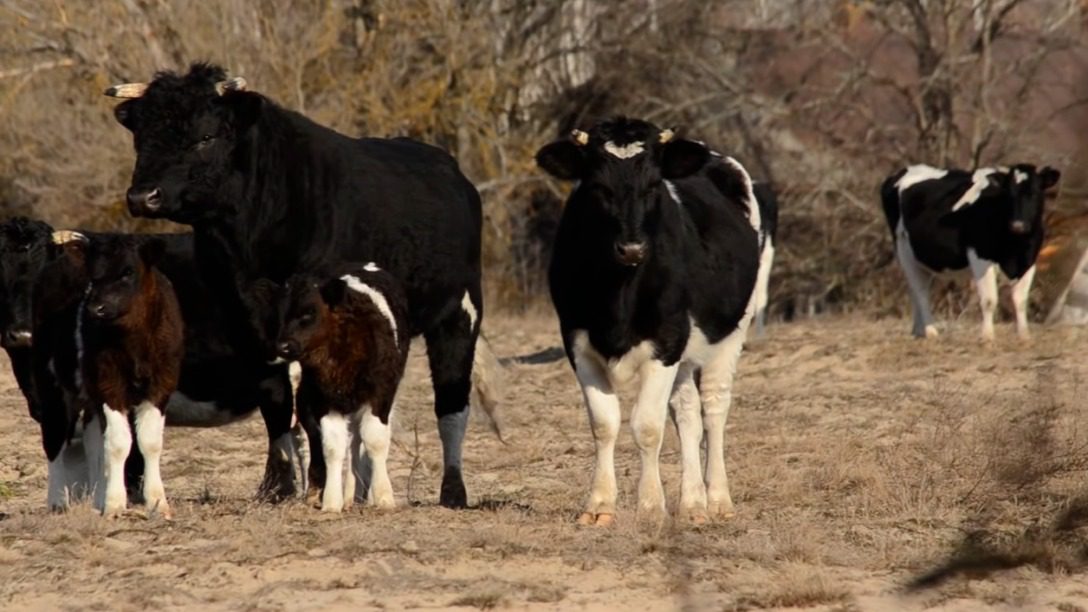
[51,231,88,268]
[113,100,137,131]
[138,238,166,267]
[1040,166,1061,190]
[660,139,711,179]
[536,141,585,181]
[319,278,347,308]
[222,91,264,132]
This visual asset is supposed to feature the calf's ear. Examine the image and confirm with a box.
[319,278,348,308]
[138,238,166,266]
[660,139,711,179]
[51,231,88,268]
[536,140,585,181]
[1040,166,1061,190]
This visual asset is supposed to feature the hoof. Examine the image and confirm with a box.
[440,468,468,509]
[103,505,126,519]
[305,484,323,507]
[708,500,736,520]
[577,512,615,527]
[147,499,173,520]
[679,507,709,525]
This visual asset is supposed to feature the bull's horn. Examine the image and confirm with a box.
[104,83,148,98]
[52,230,88,245]
[571,129,589,146]
[658,128,675,143]
[215,77,247,95]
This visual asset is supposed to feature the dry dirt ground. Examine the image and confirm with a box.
[3,313,1088,611]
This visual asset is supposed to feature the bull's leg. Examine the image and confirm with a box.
[631,360,678,519]
[133,401,171,519]
[423,290,480,509]
[701,323,749,520]
[1011,264,1037,340]
[102,406,133,518]
[255,369,298,502]
[968,249,998,342]
[896,230,938,338]
[669,364,706,522]
[319,412,349,513]
[359,404,395,509]
[572,347,620,527]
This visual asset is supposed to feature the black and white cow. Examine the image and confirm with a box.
[881,163,1060,340]
[536,118,761,524]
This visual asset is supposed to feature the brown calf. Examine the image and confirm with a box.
[275,263,409,512]
[73,234,184,518]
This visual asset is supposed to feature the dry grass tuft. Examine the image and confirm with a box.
[725,565,852,611]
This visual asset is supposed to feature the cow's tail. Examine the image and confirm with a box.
[471,333,505,442]
[880,169,907,242]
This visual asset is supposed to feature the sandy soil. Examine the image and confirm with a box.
[2,313,1088,611]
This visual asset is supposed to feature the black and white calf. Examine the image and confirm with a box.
[881,163,1060,340]
[537,118,761,524]
[274,264,409,513]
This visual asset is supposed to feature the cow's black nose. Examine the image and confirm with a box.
[615,242,647,266]
[126,187,162,213]
[277,341,297,359]
[2,329,32,348]
[89,303,109,318]
[1009,220,1028,234]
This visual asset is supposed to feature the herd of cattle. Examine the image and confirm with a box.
[0,63,1061,523]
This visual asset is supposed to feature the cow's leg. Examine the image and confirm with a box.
[670,363,707,522]
[968,249,998,342]
[702,324,749,520]
[133,401,171,519]
[423,290,480,509]
[631,360,678,518]
[359,404,395,509]
[83,412,105,510]
[753,239,775,336]
[102,406,132,518]
[1011,264,1037,340]
[348,409,371,505]
[896,231,937,338]
[46,443,71,512]
[573,351,620,526]
[319,412,349,512]
[256,369,298,502]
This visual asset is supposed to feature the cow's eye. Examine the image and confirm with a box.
[194,135,215,149]
[122,267,134,279]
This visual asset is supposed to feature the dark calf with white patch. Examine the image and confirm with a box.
[881,164,1060,340]
[74,234,184,518]
[537,118,761,525]
[275,264,409,512]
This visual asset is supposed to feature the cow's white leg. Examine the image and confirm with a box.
[968,249,998,341]
[360,405,395,509]
[320,412,349,512]
[573,351,620,526]
[1011,264,1036,340]
[46,445,71,512]
[134,401,170,518]
[701,325,748,519]
[753,239,775,336]
[631,360,678,518]
[670,364,706,521]
[896,228,938,338]
[83,411,105,511]
[102,406,132,518]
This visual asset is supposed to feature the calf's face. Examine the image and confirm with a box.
[274,276,344,362]
[81,237,166,322]
[535,118,711,267]
[1007,164,1060,235]
[0,218,61,348]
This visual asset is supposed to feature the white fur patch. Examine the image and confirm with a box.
[1014,170,1028,184]
[663,180,681,204]
[721,156,761,233]
[896,165,949,193]
[364,262,380,272]
[951,168,998,211]
[570,331,656,386]
[341,274,398,345]
[603,141,645,159]
[461,291,478,330]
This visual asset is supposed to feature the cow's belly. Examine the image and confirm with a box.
[164,392,255,427]
[902,224,968,273]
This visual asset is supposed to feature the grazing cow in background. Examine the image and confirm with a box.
[106,62,497,508]
[0,218,302,509]
[275,263,409,513]
[881,163,1061,340]
[73,234,184,518]
[751,181,779,335]
[536,118,761,525]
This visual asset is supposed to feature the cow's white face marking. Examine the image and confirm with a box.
[603,140,645,159]
[663,180,681,204]
[896,165,949,193]
[951,168,998,211]
[721,156,761,233]
[341,274,398,345]
[1014,170,1028,184]
[461,291,478,330]
[363,262,380,272]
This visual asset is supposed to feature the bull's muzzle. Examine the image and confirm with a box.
[126,187,162,215]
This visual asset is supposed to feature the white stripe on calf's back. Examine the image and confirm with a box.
[340,274,399,345]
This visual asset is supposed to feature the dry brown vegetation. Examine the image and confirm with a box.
[2,314,1088,609]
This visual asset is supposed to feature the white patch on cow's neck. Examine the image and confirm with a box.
[461,291,478,330]
[951,168,998,211]
[603,141,645,159]
[721,156,761,233]
[341,274,398,345]
[896,165,949,193]
[663,180,681,204]
[1014,170,1028,184]
[364,262,380,272]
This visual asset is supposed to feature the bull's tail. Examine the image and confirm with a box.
[880,169,907,241]
[471,333,505,442]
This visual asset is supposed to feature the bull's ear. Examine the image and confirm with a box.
[536,141,585,181]
[222,90,264,132]
[660,139,710,179]
[138,238,166,266]
[113,100,137,131]
[1040,166,1061,190]
[319,278,347,308]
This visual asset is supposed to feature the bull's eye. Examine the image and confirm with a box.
[194,134,216,150]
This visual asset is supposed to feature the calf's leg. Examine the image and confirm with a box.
[968,249,998,341]
[670,364,707,522]
[631,360,678,518]
[319,412,349,512]
[359,404,395,509]
[572,349,620,526]
[896,230,938,338]
[134,401,170,518]
[102,406,132,517]
[1011,264,1036,340]
[701,323,750,520]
